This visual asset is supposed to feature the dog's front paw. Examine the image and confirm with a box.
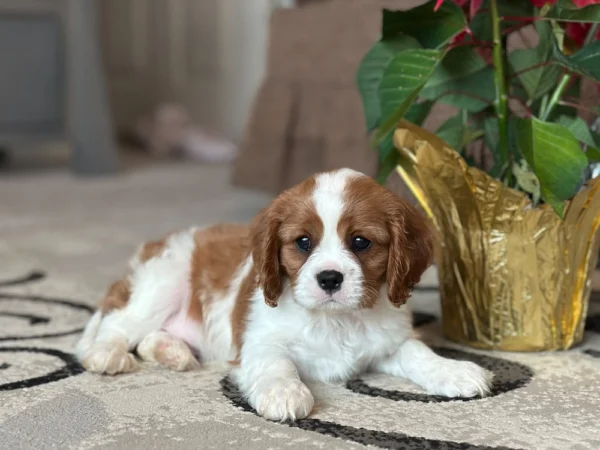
[82,344,139,375]
[427,360,493,398]
[252,378,314,422]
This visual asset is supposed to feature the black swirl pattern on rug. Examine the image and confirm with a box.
[0,347,84,391]
[0,271,46,287]
[0,272,86,390]
[0,293,94,341]
[584,349,600,358]
[220,377,521,450]
[346,348,533,403]
[0,271,94,342]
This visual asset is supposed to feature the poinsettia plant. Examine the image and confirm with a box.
[357,0,600,215]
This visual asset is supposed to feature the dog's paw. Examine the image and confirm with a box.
[252,378,314,422]
[82,344,139,375]
[157,340,201,372]
[137,334,200,372]
[426,359,493,398]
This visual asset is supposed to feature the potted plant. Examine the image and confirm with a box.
[357,0,600,351]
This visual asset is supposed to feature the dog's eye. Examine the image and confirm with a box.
[352,236,372,252]
[295,236,312,253]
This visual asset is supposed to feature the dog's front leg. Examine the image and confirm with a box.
[372,339,493,398]
[235,348,314,422]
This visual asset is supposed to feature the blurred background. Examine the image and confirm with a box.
[0,0,278,176]
[0,0,430,195]
[0,0,439,331]
[0,0,430,281]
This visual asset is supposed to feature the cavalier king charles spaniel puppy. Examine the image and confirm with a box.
[76,168,492,421]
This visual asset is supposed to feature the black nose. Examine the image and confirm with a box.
[316,270,344,293]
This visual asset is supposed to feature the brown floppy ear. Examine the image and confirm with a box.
[250,204,283,307]
[386,199,436,307]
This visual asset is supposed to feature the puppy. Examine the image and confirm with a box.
[76,168,492,421]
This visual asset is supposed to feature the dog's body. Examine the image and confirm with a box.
[77,169,492,421]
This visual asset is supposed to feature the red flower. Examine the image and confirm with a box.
[452,30,468,42]
[573,0,600,6]
[469,0,484,18]
[530,0,558,6]
[566,22,600,46]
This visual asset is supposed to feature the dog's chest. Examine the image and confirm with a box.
[287,315,404,382]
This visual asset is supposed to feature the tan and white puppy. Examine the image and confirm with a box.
[76,169,492,421]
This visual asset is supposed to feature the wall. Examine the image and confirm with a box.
[100,0,275,141]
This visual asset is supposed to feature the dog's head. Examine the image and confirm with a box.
[251,169,435,311]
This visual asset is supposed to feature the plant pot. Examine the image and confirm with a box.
[394,121,600,351]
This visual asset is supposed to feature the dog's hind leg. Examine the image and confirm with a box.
[78,230,196,375]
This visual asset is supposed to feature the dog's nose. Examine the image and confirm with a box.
[316,270,344,293]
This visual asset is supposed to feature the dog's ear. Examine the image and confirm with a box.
[386,198,436,307]
[250,203,283,307]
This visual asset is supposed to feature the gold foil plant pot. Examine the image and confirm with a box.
[394,120,600,351]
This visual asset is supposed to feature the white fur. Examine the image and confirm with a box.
[293,169,364,310]
[79,228,198,374]
[77,168,492,419]
[160,258,251,363]
[196,256,253,362]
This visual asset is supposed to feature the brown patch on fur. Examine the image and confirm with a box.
[251,175,320,306]
[230,265,259,359]
[341,176,435,308]
[99,278,131,314]
[188,224,252,323]
[138,237,169,263]
[98,234,173,315]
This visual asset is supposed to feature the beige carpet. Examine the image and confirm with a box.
[1,163,600,450]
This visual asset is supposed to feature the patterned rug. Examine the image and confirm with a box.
[1,164,600,450]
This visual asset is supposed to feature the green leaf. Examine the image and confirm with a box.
[375,49,442,144]
[464,129,485,146]
[483,116,500,161]
[436,113,484,154]
[551,19,566,52]
[536,77,581,119]
[377,132,398,184]
[375,102,433,184]
[553,39,600,82]
[509,22,562,101]
[515,117,587,216]
[379,49,442,119]
[420,66,495,112]
[436,115,465,151]
[419,47,493,111]
[557,115,600,164]
[423,46,487,90]
[586,147,600,163]
[546,0,600,23]
[379,127,396,158]
[357,36,422,131]
[376,99,434,184]
[404,100,435,126]
[382,1,466,49]
[556,115,600,150]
